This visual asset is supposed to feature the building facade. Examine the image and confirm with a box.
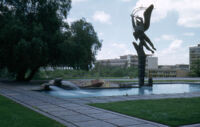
[158,64,189,71]
[97,54,189,77]
[148,69,189,77]
[189,44,200,69]
[148,64,189,77]
[96,54,158,69]
[146,56,158,69]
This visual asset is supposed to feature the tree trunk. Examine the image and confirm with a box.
[25,67,39,82]
[16,70,26,82]
[133,42,146,87]
[16,67,39,82]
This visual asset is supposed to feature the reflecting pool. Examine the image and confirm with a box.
[42,84,200,98]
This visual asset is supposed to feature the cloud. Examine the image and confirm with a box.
[157,48,188,65]
[98,32,104,37]
[121,0,131,2]
[134,0,172,22]
[183,32,195,36]
[155,36,187,64]
[156,39,186,65]
[134,0,200,28]
[161,35,175,41]
[97,42,133,60]
[72,0,88,4]
[154,34,175,42]
[169,39,183,50]
[63,17,77,25]
[153,34,188,64]
[93,11,111,24]
[158,39,183,55]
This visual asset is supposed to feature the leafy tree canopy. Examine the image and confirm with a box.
[0,0,101,81]
[190,59,200,77]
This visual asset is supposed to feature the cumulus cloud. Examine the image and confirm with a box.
[93,11,111,24]
[121,0,131,2]
[154,35,188,64]
[97,42,133,60]
[134,0,200,28]
[169,39,183,50]
[154,34,175,42]
[183,32,195,36]
[98,32,103,36]
[161,35,175,41]
[63,17,77,24]
[72,0,88,4]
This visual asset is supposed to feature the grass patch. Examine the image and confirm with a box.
[90,97,200,127]
[110,80,200,83]
[0,95,65,127]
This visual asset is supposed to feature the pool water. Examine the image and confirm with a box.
[42,84,200,98]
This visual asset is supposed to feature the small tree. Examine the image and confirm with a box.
[68,19,102,70]
[190,59,200,77]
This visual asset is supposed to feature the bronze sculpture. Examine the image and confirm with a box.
[131,4,155,87]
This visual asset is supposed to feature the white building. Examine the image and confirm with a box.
[146,56,158,69]
[97,54,158,69]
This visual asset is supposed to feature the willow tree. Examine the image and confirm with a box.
[0,0,101,81]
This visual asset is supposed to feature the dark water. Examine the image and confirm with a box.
[42,84,200,98]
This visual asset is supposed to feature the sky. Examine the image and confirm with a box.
[68,0,200,65]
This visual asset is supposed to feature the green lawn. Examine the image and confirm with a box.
[0,95,65,127]
[90,98,200,127]
[110,80,200,83]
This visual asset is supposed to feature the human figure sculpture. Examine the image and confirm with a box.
[131,4,155,87]
[131,4,155,53]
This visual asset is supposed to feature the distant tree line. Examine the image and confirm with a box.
[0,0,101,81]
[34,64,138,80]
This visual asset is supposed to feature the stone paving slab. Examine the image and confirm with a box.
[88,112,133,121]
[126,124,159,127]
[74,120,116,127]
[50,110,80,116]
[76,108,104,114]
[61,114,96,122]
[104,118,146,126]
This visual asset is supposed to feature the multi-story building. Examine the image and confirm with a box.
[175,64,189,71]
[96,54,158,69]
[158,64,189,71]
[148,68,189,77]
[189,44,200,69]
[148,69,177,77]
[149,64,189,77]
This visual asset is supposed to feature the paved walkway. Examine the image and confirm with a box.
[0,83,200,127]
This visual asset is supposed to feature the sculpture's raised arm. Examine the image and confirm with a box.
[131,15,136,30]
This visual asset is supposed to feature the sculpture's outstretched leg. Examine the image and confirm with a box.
[132,42,139,52]
[143,33,156,50]
[142,41,154,54]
